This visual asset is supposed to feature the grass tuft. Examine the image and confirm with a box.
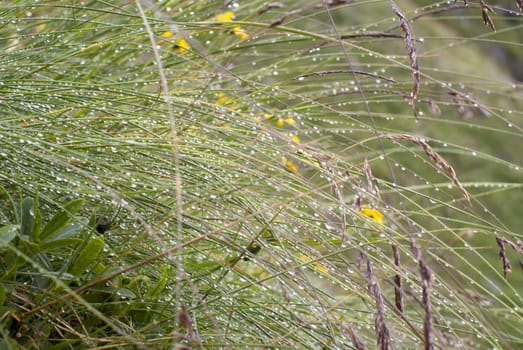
[0,0,521,348]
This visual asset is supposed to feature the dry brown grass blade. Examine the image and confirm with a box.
[495,236,523,276]
[320,0,351,8]
[517,0,523,11]
[448,91,490,118]
[496,236,523,255]
[389,0,420,115]
[258,2,285,15]
[363,157,381,200]
[392,245,404,313]
[367,260,391,350]
[420,260,434,350]
[178,303,199,343]
[341,325,368,350]
[410,237,434,350]
[480,0,496,31]
[270,10,301,27]
[384,134,470,201]
[496,237,512,277]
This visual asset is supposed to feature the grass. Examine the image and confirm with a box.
[0,0,522,349]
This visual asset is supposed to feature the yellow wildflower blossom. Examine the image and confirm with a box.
[285,117,297,126]
[296,149,321,167]
[360,206,385,225]
[217,93,235,106]
[298,254,328,274]
[36,23,47,33]
[276,118,285,127]
[246,265,269,279]
[232,26,249,39]
[216,11,235,22]
[281,157,298,173]
[285,160,298,173]
[215,11,249,39]
[314,262,327,274]
[174,38,191,52]
[160,32,191,52]
[291,134,300,144]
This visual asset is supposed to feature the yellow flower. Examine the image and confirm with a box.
[216,11,235,22]
[35,23,47,33]
[232,26,249,40]
[285,117,297,126]
[281,157,298,173]
[160,32,191,52]
[217,93,234,105]
[276,118,285,127]
[314,262,327,274]
[215,11,249,39]
[360,206,385,225]
[291,134,300,144]
[286,160,298,173]
[298,254,328,274]
[174,38,191,52]
[296,150,321,168]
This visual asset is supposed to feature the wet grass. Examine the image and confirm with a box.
[0,1,522,349]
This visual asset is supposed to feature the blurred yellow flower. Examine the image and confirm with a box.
[215,11,249,39]
[174,38,191,52]
[216,11,235,22]
[298,254,328,274]
[232,26,249,39]
[160,32,191,52]
[360,206,385,225]
[291,134,300,144]
[276,118,285,127]
[217,93,238,110]
[285,117,297,126]
[286,160,298,173]
[296,149,321,168]
[281,157,298,173]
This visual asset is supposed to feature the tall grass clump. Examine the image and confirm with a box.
[0,0,522,348]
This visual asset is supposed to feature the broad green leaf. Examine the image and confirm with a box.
[33,253,53,289]
[69,235,104,277]
[40,199,85,241]
[147,266,169,300]
[88,211,97,227]
[20,198,34,240]
[33,196,42,242]
[92,262,106,274]
[17,236,39,255]
[116,287,137,299]
[0,225,17,248]
[39,238,83,252]
[42,222,84,243]
[0,283,5,306]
